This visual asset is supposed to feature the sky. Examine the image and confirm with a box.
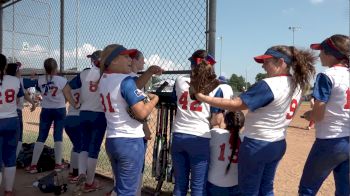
[2,0,349,83]
[215,0,349,83]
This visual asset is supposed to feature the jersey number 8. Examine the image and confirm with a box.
[0,89,15,104]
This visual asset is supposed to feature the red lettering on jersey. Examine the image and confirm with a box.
[178,91,202,112]
[100,92,115,112]
[286,99,298,119]
[51,86,58,96]
[73,92,80,104]
[0,89,16,104]
[218,135,240,163]
[218,143,225,161]
[344,88,350,109]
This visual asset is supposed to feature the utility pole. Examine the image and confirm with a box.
[288,26,301,46]
[217,36,223,75]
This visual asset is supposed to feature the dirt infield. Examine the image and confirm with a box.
[1,102,336,195]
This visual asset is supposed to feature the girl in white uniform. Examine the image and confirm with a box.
[299,34,350,196]
[0,54,24,196]
[195,45,316,196]
[26,58,78,174]
[98,44,159,196]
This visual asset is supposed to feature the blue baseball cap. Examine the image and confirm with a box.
[254,48,292,64]
[218,75,228,84]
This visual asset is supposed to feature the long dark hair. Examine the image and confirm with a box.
[225,111,245,174]
[6,63,19,77]
[43,58,58,83]
[0,54,7,86]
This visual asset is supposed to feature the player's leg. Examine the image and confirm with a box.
[136,138,148,196]
[78,111,91,177]
[106,137,145,195]
[84,112,106,192]
[188,135,210,196]
[298,138,347,195]
[53,108,66,170]
[238,137,267,196]
[332,137,349,196]
[171,133,191,195]
[2,118,19,194]
[64,116,81,180]
[15,109,23,158]
[28,108,53,173]
[259,139,286,196]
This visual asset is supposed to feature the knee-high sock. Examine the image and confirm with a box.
[4,167,16,191]
[70,151,79,173]
[54,142,62,165]
[31,142,44,165]
[86,158,97,184]
[16,141,22,159]
[78,151,88,175]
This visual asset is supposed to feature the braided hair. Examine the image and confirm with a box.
[225,111,245,174]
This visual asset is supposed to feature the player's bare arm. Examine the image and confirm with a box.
[63,84,80,109]
[195,92,248,111]
[131,93,159,120]
[303,100,326,122]
[135,65,163,89]
[23,92,36,112]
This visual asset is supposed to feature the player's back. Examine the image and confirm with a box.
[172,75,211,138]
[37,75,67,108]
[0,75,21,118]
[208,128,239,187]
[79,69,103,112]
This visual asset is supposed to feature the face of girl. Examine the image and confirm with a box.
[110,54,132,74]
[262,58,279,77]
[131,56,145,72]
[319,50,337,67]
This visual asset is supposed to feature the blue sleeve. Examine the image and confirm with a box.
[211,88,224,113]
[23,78,37,89]
[69,74,82,90]
[239,80,274,112]
[312,73,332,103]
[121,76,146,107]
[17,85,24,98]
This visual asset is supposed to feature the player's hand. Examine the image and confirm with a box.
[147,65,163,75]
[302,110,312,121]
[147,93,158,100]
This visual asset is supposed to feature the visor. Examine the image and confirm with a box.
[104,46,138,67]
[254,48,292,64]
[188,54,216,66]
[310,38,347,60]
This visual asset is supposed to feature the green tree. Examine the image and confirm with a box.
[228,73,247,92]
[255,73,267,82]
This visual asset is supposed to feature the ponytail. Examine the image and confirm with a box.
[43,58,58,83]
[0,54,7,86]
[225,111,245,174]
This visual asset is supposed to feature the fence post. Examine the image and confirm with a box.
[60,0,64,72]
[0,3,3,54]
[207,0,216,57]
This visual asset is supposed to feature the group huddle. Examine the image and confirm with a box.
[0,34,349,196]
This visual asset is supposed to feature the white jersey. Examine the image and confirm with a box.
[208,128,239,187]
[315,66,350,139]
[17,78,25,110]
[79,69,104,112]
[38,75,67,109]
[243,76,302,142]
[67,88,80,116]
[213,84,234,99]
[0,75,22,118]
[172,75,212,138]
[99,73,145,138]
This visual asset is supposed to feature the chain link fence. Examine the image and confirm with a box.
[1,0,211,194]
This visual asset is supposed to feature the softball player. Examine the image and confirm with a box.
[299,34,350,196]
[195,45,316,195]
[65,76,81,181]
[99,44,159,196]
[69,50,107,192]
[5,62,37,158]
[207,111,245,196]
[171,50,218,195]
[26,58,78,174]
[0,54,24,196]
